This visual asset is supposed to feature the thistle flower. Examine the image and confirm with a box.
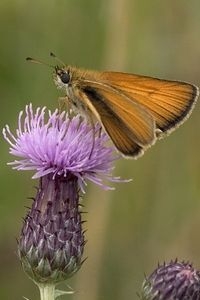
[141,260,200,300]
[3,104,119,191]
[3,104,120,298]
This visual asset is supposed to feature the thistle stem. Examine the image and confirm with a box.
[38,284,55,300]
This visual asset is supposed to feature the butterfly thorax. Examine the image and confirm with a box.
[54,65,102,118]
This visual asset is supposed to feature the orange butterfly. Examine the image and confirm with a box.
[27,56,199,158]
[53,66,198,158]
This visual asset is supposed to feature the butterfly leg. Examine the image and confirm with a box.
[87,113,96,159]
[58,96,72,117]
[58,96,66,112]
[98,126,102,138]
[77,115,84,130]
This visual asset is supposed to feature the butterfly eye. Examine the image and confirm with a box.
[60,71,70,84]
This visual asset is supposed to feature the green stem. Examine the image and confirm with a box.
[38,284,55,300]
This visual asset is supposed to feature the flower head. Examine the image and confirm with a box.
[3,104,119,191]
[141,260,200,300]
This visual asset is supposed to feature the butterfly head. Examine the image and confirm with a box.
[53,66,72,90]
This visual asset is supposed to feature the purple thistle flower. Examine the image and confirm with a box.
[3,104,121,289]
[3,104,120,192]
[141,260,200,300]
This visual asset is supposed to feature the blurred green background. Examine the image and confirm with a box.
[1,0,200,299]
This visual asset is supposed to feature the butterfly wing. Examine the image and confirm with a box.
[79,83,156,157]
[72,70,198,158]
[100,72,199,136]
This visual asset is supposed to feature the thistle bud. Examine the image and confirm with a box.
[141,260,200,300]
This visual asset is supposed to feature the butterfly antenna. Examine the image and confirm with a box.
[26,57,54,69]
[50,52,66,67]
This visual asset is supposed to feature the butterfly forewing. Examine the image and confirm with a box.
[99,114,144,157]
[101,72,198,134]
[79,83,156,157]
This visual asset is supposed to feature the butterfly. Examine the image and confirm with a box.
[27,55,199,158]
